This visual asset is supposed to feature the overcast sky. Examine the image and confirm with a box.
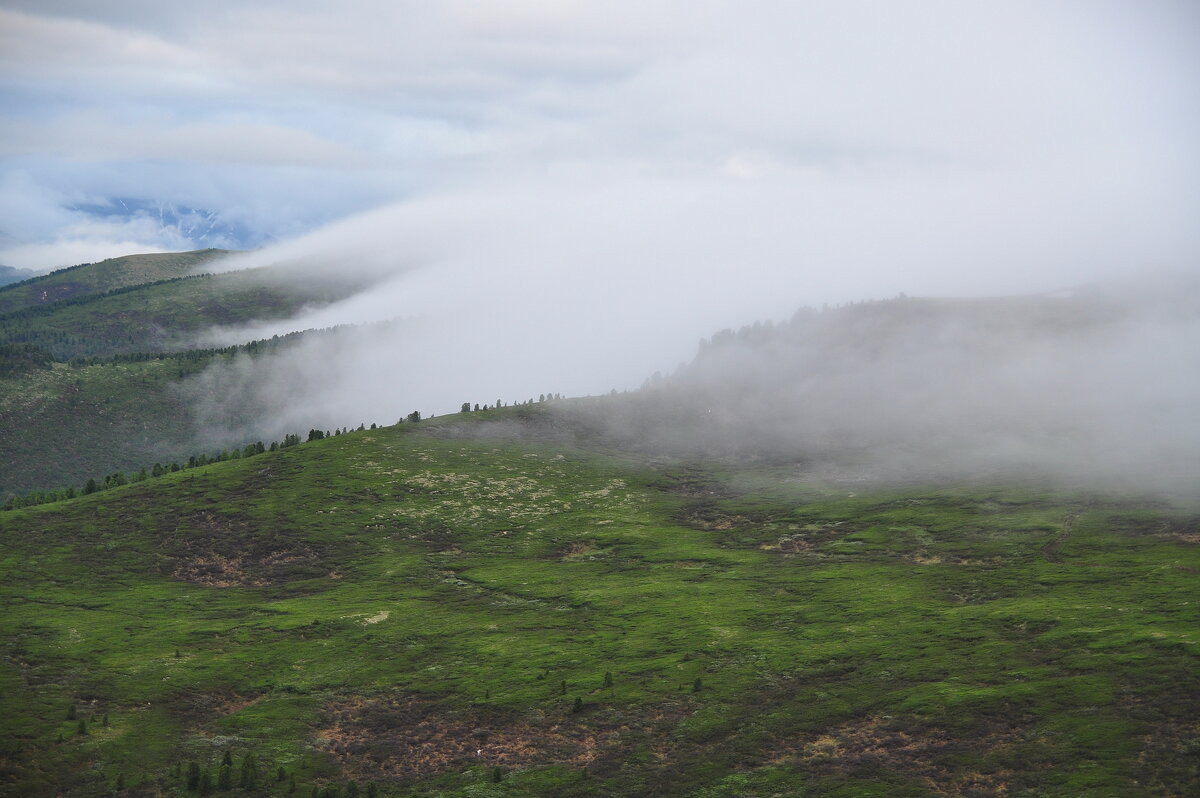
[2,1,1198,403]
[2,1,1197,270]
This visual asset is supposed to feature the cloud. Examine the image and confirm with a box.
[2,1,1197,423]
[0,113,375,168]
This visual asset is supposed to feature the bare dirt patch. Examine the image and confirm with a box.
[174,689,265,720]
[676,503,755,532]
[777,715,1025,797]
[556,541,597,560]
[161,511,326,587]
[317,695,688,782]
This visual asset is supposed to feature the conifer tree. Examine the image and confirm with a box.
[186,762,201,790]
[239,752,259,789]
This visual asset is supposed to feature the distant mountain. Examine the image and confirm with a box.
[0,264,37,287]
[70,197,268,250]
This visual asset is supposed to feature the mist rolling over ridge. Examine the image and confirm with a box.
[180,250,1200,498]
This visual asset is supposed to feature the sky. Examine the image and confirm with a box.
[2,1,1199,407]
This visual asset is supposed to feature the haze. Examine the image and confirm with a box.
[2,1,1198,489]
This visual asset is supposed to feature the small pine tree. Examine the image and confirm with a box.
[198,770,213,796]
[217,764,232,790]
[221,751,232,768]
[239,752,259,789]
[604,671,613,688]
[560,679,567,695]
[572,696,583,713]
[115,773,125,790]
[66,703,76,720]
[492,766,503,783]
[187,761,201,789]
[101,713,109,726]
[366,783,377,798]
[277,766,286,782]
[76,719,87,735]
[692,677,703,693]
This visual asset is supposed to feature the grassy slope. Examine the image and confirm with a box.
[0,250,235,315]
[2,406,1196,797]
[0,359,214,497]
[0,267,356,362]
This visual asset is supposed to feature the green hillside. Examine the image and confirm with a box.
[0,331,336,499]
[0,250,236,315]
[2,407,1197,797]
[0,267,360,362]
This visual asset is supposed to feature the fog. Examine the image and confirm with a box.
[546,281,1200,495]
[92,1,1190,493]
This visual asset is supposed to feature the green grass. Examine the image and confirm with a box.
[0,357,226,498]
[2,409,1196,796]
[0,250,235,315]
[0,266,361,361]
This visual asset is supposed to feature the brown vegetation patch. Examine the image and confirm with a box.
[162,511,325,587]
[676,504,754,532]
[1122,688,1200,794]
[777,715,1024,797]
[1135,717,1200,793]
[557,541,596,560]
[1100,513,1200,546]
[317,695,687,782]
[762,534,813,554]
[174,689,264,720]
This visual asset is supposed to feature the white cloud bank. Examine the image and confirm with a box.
[2,1,1198,469]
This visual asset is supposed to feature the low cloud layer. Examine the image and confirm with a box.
[5,2,1198,492]
[570,282,1200,496]
[3,1,1198,270]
